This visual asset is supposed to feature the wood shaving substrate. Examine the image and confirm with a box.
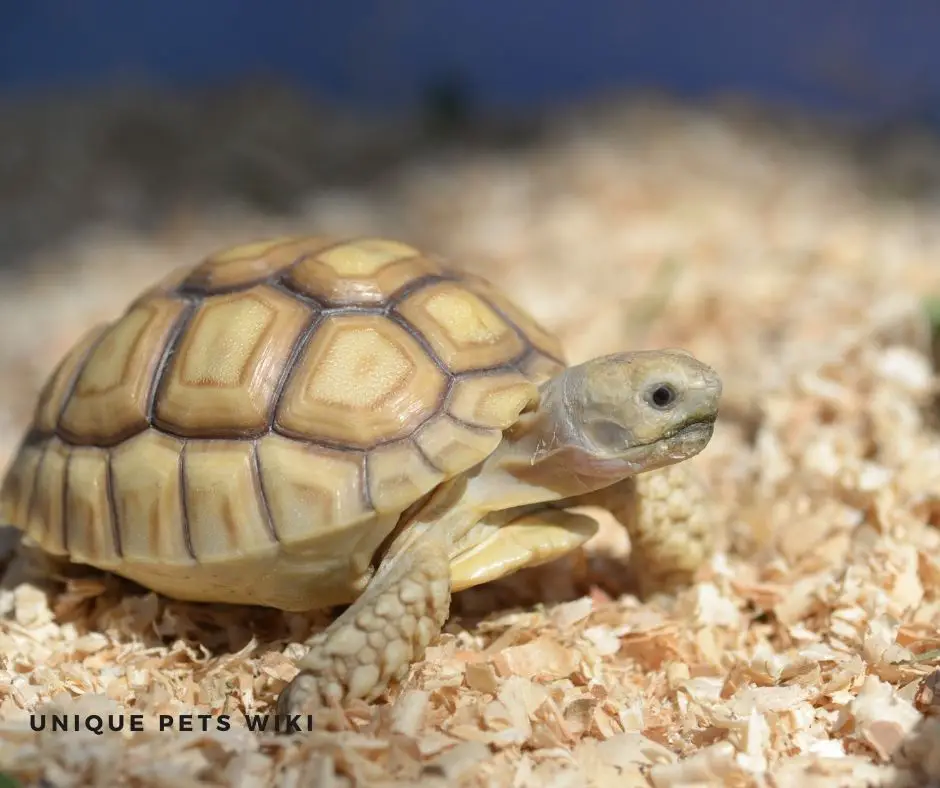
[3,87,940,788]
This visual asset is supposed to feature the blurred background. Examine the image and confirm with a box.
[2,1,940,462]
[5,0,940,262]
[8,7,940,781]
[4,1,940,116]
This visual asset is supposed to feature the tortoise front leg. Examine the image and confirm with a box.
[277,532,452,717]
[573,463,718,595]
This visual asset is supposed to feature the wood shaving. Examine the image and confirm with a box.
[2,82,940,786]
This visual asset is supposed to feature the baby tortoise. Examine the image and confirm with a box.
[0,235,722,717]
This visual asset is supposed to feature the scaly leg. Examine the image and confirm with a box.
[569,463,719,596]
[277,531,452,717]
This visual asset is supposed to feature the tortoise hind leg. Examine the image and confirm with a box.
[0,528,73,594]
[278,531,452,717]
[0,525,19,571]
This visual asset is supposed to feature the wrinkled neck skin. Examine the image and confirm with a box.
[461,373,647,517]
[397,375,620,555]
[503,376,638,488]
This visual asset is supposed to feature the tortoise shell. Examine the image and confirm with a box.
[0,236,566,608]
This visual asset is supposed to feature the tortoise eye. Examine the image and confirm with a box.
[647,383,677,409]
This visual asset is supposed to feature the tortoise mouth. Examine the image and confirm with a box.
[664,413,717,441]
[661,415,715,446]
[628,413,717,449]
[670,419,715,445]
[612,415,716,468]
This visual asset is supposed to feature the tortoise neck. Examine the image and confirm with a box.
[495,372,634,497]
[464,409,628,512]
[497,424,631,500]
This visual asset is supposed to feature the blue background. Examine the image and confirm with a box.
[2,1,939,122]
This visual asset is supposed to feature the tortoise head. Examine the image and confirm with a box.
[522,349,722,492]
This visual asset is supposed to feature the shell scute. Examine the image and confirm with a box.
[34,323,110,434]
[64,446,120,567]
[447,373,539,430]
[255,434,371,544]
[59,297,187,446]
[396,281,526,373]
[154,285,313,438]
[414,415,502,475]
[109,431,192,565]
[274,313,448,449]
[518,351,567,384]
[282,237,443,306]
[462,274,565,366]
[181,236,339,294]
[0,438,44,527]
[28,438,69,555]
[365,440,445,513]
[182,440,278,561]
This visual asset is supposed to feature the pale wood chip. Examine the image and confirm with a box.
[492,637,580,681]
